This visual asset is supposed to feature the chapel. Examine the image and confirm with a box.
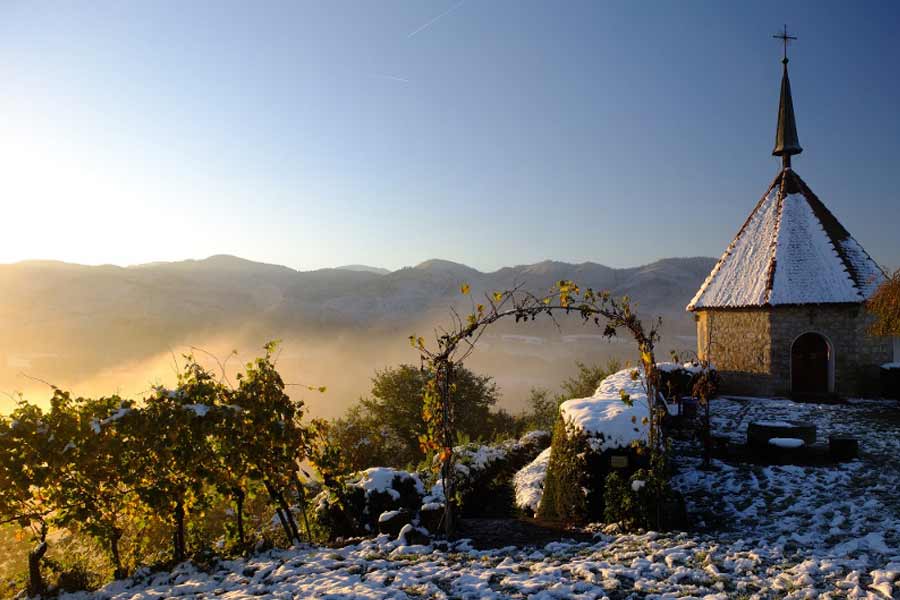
[687,37,893,398]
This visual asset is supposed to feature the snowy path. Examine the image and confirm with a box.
[61,398,899,599]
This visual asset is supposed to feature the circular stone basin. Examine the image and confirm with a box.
[748,420,816,448]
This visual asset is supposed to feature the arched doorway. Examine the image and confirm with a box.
[791,332,832,396]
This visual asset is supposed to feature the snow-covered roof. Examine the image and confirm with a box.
[688,169,885,310]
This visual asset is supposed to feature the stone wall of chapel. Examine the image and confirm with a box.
[769,305,892,397]
[696,309,777,396]
[695,305,892,397]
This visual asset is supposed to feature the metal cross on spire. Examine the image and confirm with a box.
[772,25,801,165]
[773,24,797,63]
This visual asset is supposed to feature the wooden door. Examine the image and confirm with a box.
[791,332,830,396]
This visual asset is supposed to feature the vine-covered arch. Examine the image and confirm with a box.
[411,282,668,536]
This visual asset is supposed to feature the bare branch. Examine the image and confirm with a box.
[17,372,58,391]
[189,345,234,389]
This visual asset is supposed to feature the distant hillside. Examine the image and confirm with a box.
[0,255,716,417]
[336,264,391,275]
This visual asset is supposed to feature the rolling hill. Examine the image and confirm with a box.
[0,255,716,416]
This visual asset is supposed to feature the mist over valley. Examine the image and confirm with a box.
[0,254,715,417]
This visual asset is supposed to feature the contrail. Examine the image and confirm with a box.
[407,0,465,38]
[374,74,411,83]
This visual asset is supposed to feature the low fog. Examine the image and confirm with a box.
[0,315,697,419]
[0,255,710,417]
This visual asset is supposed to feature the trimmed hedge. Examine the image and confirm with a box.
[452,431,550,517]
[538,364,712,524]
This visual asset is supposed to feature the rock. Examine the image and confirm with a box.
[377,509,411,537]
[658,493,689,531]
[419,502,445,534]
[829,436,859,461]
[397,524,430,546]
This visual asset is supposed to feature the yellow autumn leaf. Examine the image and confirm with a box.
[460,283,470,295]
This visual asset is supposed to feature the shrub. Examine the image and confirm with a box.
[603,448,683,532]
[537,362,710,524]
[537,419,590,522]
[450,430,550,517]
[313,468,426,540]
[868,268,900,337]
[0,342,317,595]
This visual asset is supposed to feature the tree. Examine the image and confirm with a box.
[319,405,407,474]
[517,388,558,433]
[207,393,254,551]
[0,399,59,595]
[560,360,621,400]
[133,358,220,563]
[359,364,499,468]
[868,268,900,337]
[228,342,311,545]
[50,393,136,579]
[0,342,318,594]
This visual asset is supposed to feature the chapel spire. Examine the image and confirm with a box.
[772,25,802,168]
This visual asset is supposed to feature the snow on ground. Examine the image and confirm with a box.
[60,397,900,599]
[674,397,900,554]
[767,437,805,448]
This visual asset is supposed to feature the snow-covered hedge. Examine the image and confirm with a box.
[538,363,711,522]
[451,430,550,517]
[558,368,650,453]
[426,430,551,518]
[314,431,551,539]
[513,447,551,515]
[313,467,426,539]
[559,363,716,452]
[537,418,605,520]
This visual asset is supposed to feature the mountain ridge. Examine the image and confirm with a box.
[0,255,717,323]
[0,254,716,415]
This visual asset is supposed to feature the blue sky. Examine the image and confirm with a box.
[1,1,898,271]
